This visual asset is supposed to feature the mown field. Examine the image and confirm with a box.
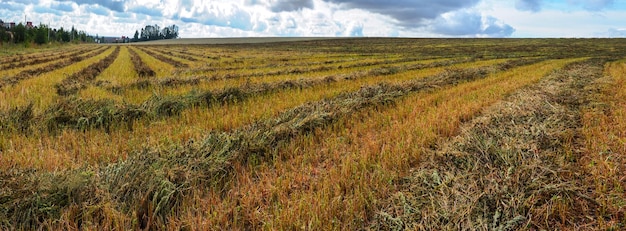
[0,38,625,230]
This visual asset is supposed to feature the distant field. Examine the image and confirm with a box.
[1,38,625,230]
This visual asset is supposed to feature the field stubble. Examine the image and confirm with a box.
[1,38,625,230]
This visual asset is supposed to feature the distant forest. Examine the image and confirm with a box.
[0,21,179,45]
[131,24,179,42]
[0,21,94,45]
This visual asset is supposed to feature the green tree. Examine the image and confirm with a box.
[71,26,77,41]
[49,28,57,42]
[34,24,49,45]
[12,23,26,43]
[79,31,87,42]
[58,27,70,42]
[133,30,139,42]
[0,25,5,45]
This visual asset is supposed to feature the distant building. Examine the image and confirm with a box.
[1,20,13,30]
[26,21,33,29]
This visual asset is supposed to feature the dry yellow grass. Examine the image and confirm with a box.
[3,38,624,230]
[79,46,137,101]
[174,59,578,230]
[119,57,458,104]
[0,58,506,171]
[127,46,174,77]
[581,60,626,228]
[0,46,114,111]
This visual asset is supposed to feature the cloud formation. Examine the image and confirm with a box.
[515,0,615,12]
[246,0,314,12]
[515,0,542,12]
[58,0,125,12]
[326,0,481,26]
[431,10,514,37]
[568,0,614,11]
[1,0,624,38]
[606,28,626,37]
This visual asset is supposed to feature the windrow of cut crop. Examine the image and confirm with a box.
[111,57,483,93]
[192,60,583,230]
[0,47,68,65]
[131,57,545,94]
[179,55,457,78]
[579,60,626,229]
[0,58,541,136]
[372,58,613,230]
[149,48,198,62]
[0,46,110,90]
[0,59,524,172]
[127,47,156,78]
[0,46,100,71]
[175,53,403,75]
[170,47,210,60]
[0,57,547,230]
[55,47,121,96]
[134,46,189,68]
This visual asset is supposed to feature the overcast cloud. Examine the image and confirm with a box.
[0,0,624,38]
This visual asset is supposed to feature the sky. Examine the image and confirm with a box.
[0,0,625,38]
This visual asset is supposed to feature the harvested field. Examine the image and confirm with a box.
[0,38,625,230]
[128,47,156,78]
[0,46,109,90]
[0,46,99,71]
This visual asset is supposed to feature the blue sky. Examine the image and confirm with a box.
[0,0,625,38]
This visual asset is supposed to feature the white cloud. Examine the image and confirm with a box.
[3,0,624,38]
[478,0,626,37]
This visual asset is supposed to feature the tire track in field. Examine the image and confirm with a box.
[0,46,110,90]
[55,47,121,96]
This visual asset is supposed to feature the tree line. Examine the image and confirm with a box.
[132,24,179,42]
[0,22,94,46]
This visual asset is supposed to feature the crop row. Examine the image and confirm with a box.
[127,47,156,78]
[0,56,534,229]
[199,58,588,230]
[55,47,121,96]
[0,58,537,137]
[1,39,625,230]
[100,57,470,94]
[0,46,99,71]
[134,46,189,68]
[0,47,71,64]
[0,46,110,90]
[373,58,613,230]
[177,54,427,77]
[142,47,199,62]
